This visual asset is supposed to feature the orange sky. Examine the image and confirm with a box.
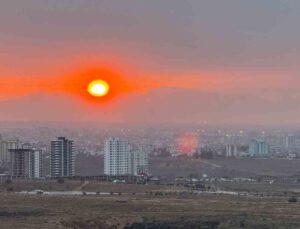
[0,1,300,124]
[0,65,296,102]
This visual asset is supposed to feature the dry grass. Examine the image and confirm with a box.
[0,180,82,192]
[0,192,299,228]
[150,157,300,178]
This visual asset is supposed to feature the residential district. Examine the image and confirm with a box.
[0,126,299,184]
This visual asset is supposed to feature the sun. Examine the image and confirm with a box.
[87,80,110,97]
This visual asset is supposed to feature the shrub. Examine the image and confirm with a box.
[4,179,12,185]
[6,187,14,192]
[57,178,65,184]
[288,197,298,203]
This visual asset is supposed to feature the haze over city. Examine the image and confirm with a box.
[2,1,300,229]
[1,1,300,125]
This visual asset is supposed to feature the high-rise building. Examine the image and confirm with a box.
[226,144,238,157]
[104,137,131,176]
[0,135,21,165]
[104,138,149,176]
[50,137,75,177]
[32,148,43,178]
[285,135,296,149]
[9,148,42,179]
[130,149,149,175]
[249,139,269,157]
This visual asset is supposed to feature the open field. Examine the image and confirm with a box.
[73,155,300,178]
[2,157,300,228]
[0,180,83,192]
[210,158,300,177]
[0,192,300,228]
[0,180,186,193]
[0,180,300,228]
[219,182,300,196]
[149,157,300,178]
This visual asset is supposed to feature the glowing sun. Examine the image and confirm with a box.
[87,80,110,97]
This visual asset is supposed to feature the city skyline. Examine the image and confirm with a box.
[1,2,300,228]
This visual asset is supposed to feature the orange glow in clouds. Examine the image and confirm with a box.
[60,67,137,103]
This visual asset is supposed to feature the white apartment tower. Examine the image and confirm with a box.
[226,144,238,157]
[104,137,131,176]
[33,149,42,178]
[50,137,75,177]
[104,137,149,176]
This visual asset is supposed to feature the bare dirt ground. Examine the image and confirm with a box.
[0,180,83,192]
[0,192,299,228]
[0,180,186,193]
[74,154,300,178]
[209,158,300,177]
[149,157,300,178]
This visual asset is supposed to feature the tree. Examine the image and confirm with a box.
[288,197,298,203]
[4,179,12,185]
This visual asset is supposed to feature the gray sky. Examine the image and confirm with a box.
[0,0,299,125]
